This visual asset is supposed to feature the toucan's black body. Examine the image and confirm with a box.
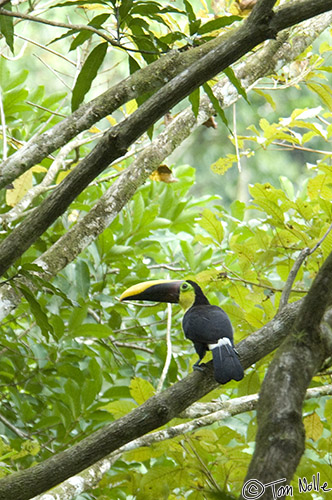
[181,281,243,384]
[120,279,244,385]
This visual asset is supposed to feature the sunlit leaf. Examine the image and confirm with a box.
[130,377,155,405]
[304,412,324,441]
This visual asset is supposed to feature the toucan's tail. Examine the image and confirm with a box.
[210,338,244,384]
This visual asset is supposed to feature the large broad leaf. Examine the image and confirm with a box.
[71,42,108,111]
[16,283,54,339]
[0,5,14,54]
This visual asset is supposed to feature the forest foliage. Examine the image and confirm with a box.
[0,0,332,499]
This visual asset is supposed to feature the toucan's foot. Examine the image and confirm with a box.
[193,362,206,372]
[234,348,240,358]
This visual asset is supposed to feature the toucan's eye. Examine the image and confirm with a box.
[181,282,189,291]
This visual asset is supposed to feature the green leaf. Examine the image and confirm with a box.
[48,28,78,46]
[129,377,155,405]
[307,82,332,111]
[71,42,108,111]
[183,0,201,35]
[70,14,110,51]
[132,192,145,231]
[128,55,141,75]
[119,0,133,21]
[223,67,249,103]
[81,379,98,409]
[188,87,200,118]
[180,239,195,269]
[0,5,14,54]
[253,88,276,110]
[103,400,137,418]
[75,260,90,298]
[197,15,241,35]
[198,209,224,244]
[203,82,230,131]
[71,323,113,338]
[17,284,54,338]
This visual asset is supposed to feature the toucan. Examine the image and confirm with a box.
[120,279,244,385]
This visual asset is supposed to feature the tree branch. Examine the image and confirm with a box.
[0,0,330,191]
[0,299,301,500]
[32,383,332,500]
[279,222,332,310]
[0,23,231,188]
[0,8,132,51]
[0,10,331,322]
[0,5,281,276]
[242,250,332,498]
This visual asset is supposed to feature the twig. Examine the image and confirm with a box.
[156,303,173,393]
[0,412,30,440]
[0,8,159,54]
[149,263,186,272]
[25,101,67,118]
[33,53,72,90]
[233,103,242,172]
[0,89,7,164]
[272,140,332,156]
[113,341,154,354]
[31,383,332,500]
[279,221,332,310]
[14,33,76,66]
[310,221,332,255]
[185,438,221,491]
[220,266,306,294]
[278,247,311,310]
[0,134,100,225]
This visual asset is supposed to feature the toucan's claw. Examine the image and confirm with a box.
[193,361,206,372]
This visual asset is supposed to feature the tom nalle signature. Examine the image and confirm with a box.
[242,473,331,499]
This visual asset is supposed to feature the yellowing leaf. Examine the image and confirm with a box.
[106,115,117,126]
[253,89,276,110]
[304,412,324,441]
[124,446,154,462]
[125,99,138,115]
[89,126,101,133]
[319,223,332,259]
[31,165,47,173]
[198,208,224,244]
[150,165,178,183]
[307,174,332,201]
[102,400,136,418]
[307,82,332,112]
[56,170,72,184]
[6,169,32,207]
[211,155,236,175]
[130,377,155,405]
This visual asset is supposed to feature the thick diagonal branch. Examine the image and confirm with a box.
[0,10,331,323]
[242,251,332,499]
[0,299,300,500]
[1,1,332,278]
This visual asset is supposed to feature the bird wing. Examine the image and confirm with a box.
[182,305,234,345]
